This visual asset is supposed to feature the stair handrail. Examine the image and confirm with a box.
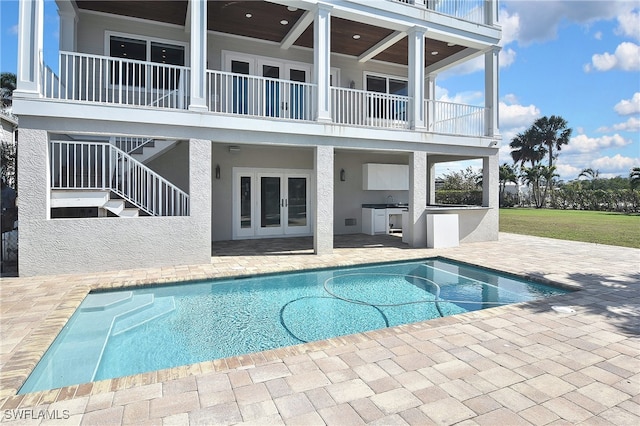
[109,136,155,154]
[50,140,189,216]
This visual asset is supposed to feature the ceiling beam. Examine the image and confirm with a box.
[358,31,406,63]
[280,9,314,50]
[425,47,481,74]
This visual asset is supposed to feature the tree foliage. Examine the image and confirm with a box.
[509,115,572,208]
[1,72,16,108]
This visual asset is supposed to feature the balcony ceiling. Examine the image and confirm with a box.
[76,1,467,67]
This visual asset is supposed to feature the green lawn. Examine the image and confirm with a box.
[499,208,640,248]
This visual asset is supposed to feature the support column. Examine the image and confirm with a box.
[425,73,436,130]
[408,26,426,129]
[189,138,213,257]
[484,46,500,138]
[408,151,427,248]
[482,154,498,209]
[485,0,498,26]
[314,3,332,122]
[314,145,334,254]
[189,0,208,111]
[58,4,77,52]
[427,160,436,205]
[15,0,44,97]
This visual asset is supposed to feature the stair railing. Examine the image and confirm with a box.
[50,140,189,216]
[109,136,154,154]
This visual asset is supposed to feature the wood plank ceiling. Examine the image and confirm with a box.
[76,0,466,67]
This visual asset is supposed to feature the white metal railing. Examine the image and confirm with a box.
[41,52,190,110]
[425,99,487,136]
[331,87,410,129]
[110,136,154,154]
[392,0,487,25]
[50,140,189,216]
[206,70,317,121]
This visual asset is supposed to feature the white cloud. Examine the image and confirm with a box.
[614,92,640,115]
[594,31,603,40]
[564,133,631,154]
[597,117,640,133]
[502,0,634,45]
[499,99,541,130]
[616,8,640,41]
[588,42,640,72]
[591,154,639,172]
[435,86,483,105]
[9,25,18,35]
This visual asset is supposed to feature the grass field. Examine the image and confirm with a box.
[499,208,640,248]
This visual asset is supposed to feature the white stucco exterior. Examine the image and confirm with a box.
[13,0,502,276]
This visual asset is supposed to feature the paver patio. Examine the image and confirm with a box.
[0,233,638,425]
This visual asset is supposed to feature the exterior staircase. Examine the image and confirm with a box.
[50,140,189,217]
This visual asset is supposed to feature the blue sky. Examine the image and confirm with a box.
[1,0,639,182]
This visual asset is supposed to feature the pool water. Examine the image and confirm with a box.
[19,259,570,394]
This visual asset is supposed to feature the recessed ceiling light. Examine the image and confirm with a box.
[280,19,289,25]
[287,6,298,12]
[353,34,361,39]
[447,42,455,47]
[245,13,252,18]
[431,51,439,55]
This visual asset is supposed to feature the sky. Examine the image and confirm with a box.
[1,0,639,182]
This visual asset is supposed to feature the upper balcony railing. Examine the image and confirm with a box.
[42,51,190,109]
[206,70,317,122]
[392,0,487,25]
[40,52,488,138]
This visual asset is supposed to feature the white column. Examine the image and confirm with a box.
[189,0,208,111]
[314,145,334,254]
[427,160,436,205]
[425,74,436,130]
[485,0,498,26]
[408,151,427,248]
[58,1,77,52]
[484,46,500,137]
[407,26,426,129]
[482,154,498,209]
[16,0,44,97]
[314,3,332,122]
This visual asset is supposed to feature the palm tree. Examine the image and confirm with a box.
[533,115,572,168]
[498,163,518,205]
[579,168,600,190]
[630,167,640,190]
[1,72,16,108]
[510,127,546,169]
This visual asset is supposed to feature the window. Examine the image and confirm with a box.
[365,74,408,120]
[108,34,185,89]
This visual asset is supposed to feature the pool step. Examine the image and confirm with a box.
[80,291,133,311]
[112,296,176,336]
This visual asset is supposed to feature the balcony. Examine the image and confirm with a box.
[391,0,489,25]
[41,52,489,138]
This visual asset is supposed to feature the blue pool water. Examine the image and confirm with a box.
[19,259,570,394]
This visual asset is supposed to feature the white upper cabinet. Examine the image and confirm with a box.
[362,163,409,190]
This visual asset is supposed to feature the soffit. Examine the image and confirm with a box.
[75,0,469,67]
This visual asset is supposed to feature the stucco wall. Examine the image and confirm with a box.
[333,151,409,235]
[211,144,314,241]
[18,128,212,276]
[145,141,190,193]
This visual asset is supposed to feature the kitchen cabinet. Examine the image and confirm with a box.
[362,164,409,190]
[362,207,406,235]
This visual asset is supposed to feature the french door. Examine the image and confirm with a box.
[233,168,312,239]
[259,61,310,119]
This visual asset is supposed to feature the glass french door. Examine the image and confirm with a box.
[233,168,311,239]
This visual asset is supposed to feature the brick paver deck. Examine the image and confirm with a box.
[0,233,638,425]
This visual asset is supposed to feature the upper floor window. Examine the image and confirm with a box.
[365,74,408,96]
[109,36,185,66]
[108,34,186,89]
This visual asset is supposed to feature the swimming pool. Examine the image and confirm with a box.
[19,258,570,394]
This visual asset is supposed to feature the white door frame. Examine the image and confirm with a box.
[232,167,313,239]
